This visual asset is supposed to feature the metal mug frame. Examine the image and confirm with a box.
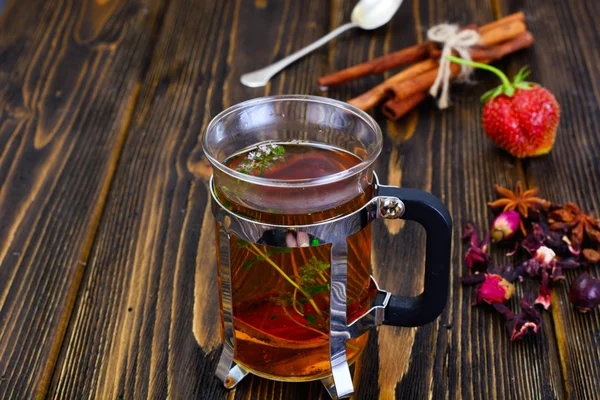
[211,173,406,399]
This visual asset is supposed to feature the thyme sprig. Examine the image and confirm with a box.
[237,238,337,331]
[236,143,285,176]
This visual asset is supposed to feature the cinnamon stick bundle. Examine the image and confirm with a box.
[348,17,528,111]
[319,12,525,87]
[382,31,535,120]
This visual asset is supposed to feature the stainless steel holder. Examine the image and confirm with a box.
[210,174,404,399]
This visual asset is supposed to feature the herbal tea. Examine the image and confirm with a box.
[216,142,376,380]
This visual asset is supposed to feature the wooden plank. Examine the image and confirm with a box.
[415,1,565,398]
[49,1,568,400]
[322,0,565,398]
[47,0,332,398]
[0,0,166,398]
[496,0,600,398]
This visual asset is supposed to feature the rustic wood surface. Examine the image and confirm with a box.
[0,0,598,399]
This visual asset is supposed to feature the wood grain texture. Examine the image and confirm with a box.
[323,1,564,399]
[497,1,600,399]
[0,0,165,398]
[48,0,334,398]
[417,2,565,397]
[4,0,598,399]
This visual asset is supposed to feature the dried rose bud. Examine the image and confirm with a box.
[569,273,600,313]
[491,210,520,242]
[474,274,515,305]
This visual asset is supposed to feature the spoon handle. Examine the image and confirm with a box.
[240,22,358,88]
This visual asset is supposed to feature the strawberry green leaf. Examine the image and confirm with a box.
[514,81,535,90]
[481,86,504,103]
[513,66,531,84]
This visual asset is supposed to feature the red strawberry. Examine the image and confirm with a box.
[448,57,560,158]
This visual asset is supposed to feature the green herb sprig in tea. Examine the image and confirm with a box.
[236,143,286,176]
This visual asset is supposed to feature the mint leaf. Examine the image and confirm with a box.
[235,239,249,249]
[242,259,257,270]
[310,284,329,296]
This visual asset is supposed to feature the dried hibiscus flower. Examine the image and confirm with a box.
[463,222,490,272]
[549,203,600,250]
[487,263,524,283]
[520,222,578,257]
[522,246,565,309]
[493,294,542,341]
[488,181,550,235]
[461,181,600,343]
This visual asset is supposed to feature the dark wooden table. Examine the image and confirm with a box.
[1,0,599,398]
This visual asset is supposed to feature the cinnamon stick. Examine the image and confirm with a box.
[387,31,535,102]
[387,66,460,102]
[382,92,428,120]
[318,44,429,87]
[480,20,527,46]
[478,11,525,33]
[348,28,530,111]
[319,12,524,87]
[347,59,438,111]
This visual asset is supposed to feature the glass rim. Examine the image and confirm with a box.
[202,95,383,188]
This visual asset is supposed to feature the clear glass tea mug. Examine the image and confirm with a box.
[202,95,452,399]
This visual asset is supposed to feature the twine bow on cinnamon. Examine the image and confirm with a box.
[427,24,480,109]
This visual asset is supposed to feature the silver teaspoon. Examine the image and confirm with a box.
[240,0,404,88]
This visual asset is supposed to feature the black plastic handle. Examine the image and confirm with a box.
[378,186,452,327]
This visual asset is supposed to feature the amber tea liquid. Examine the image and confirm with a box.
[216,143,375,381]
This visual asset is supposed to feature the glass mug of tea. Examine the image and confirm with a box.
[203,95,451,398]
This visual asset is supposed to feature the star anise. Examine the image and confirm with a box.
[488,181,550,235]
[582,248,600,264]
[549,203,600,249]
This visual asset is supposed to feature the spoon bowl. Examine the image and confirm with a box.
[351,0,403,30]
